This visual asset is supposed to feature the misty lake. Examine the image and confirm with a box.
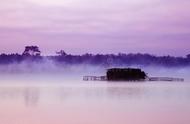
[0,75,190,124]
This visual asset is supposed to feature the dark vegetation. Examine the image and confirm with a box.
[0,46,190,67]
[107,68,147,81]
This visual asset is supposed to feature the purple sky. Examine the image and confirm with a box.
[0,0,190,56]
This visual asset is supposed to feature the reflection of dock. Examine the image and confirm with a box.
[83,76,107,81]
[148,77,184,82]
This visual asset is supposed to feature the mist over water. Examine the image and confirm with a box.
[0,61,190,124]
[0,60,189,82]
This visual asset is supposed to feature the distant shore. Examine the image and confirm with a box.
[0,46,189,68]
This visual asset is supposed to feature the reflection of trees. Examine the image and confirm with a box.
[0,87,40,107]
[24,88,40,107]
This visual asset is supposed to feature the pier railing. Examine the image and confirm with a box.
[148,77,184,82]
[83,76,107,81]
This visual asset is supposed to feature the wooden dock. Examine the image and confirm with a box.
[148,77,184,82]
[83,68,184,82]
[83,76,184,82]
[83,76,107,81]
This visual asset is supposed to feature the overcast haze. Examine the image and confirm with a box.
[0,0,190,56]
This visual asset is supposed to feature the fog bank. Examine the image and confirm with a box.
[0,60,189,81]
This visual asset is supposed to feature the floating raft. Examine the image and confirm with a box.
[83,76,184,82]
[83,68,184,82]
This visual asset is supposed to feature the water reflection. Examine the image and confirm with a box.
[56,86,145,101]
[23,88,40,106]
[0,82,190,107]
[0,87,40,106]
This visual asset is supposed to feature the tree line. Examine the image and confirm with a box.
[0,46,189,67]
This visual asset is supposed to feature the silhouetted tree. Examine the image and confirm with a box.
[22,46,41,56]
[56,50,67,56]
[187,54,190,59]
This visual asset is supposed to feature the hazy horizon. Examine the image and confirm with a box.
[0,46,189,57]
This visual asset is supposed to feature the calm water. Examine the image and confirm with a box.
[0,76,190,124]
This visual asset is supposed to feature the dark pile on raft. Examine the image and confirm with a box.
[107,68,147,81]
